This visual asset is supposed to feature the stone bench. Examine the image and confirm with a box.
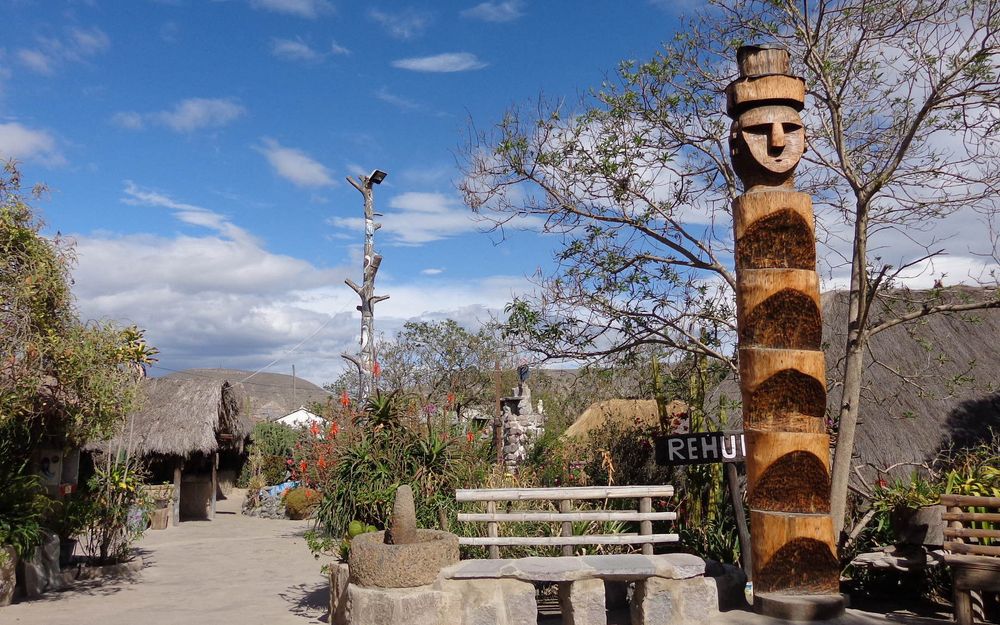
[341,553,719,625]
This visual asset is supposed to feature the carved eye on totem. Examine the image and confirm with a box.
[735,105,806,175]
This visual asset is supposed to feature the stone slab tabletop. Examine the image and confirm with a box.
[440,553,706,582]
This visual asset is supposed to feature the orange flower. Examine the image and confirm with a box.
[466,431,474,443]
[330,422,340,436]
[299,460,307,473]
[310,421,320,436]
[340,390,350,407]
[317,457,327,469]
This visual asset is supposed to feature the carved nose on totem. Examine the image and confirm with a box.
[769,122,786,153]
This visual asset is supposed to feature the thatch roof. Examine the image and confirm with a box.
[175,368,331,422]
[710,286,1000,484]
[95,368,331,458]
[563,399,688,440]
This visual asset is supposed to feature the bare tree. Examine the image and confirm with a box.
[459,0,1000,540]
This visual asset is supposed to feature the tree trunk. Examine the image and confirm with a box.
[830,200,870,540]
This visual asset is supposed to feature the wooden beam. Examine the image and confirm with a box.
[210,452,218,520]
[458,534,679,547]
[457,511,676,523]
[172,459,182,526]
[455,485,674,502]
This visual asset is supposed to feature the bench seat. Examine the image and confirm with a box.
[441,552,706,583]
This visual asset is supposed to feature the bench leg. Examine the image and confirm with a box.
[954,587,973,625]
[559,579,606,625]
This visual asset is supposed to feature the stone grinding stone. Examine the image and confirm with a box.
[754,592,847,622]
[349,530,459,588]
[387,485,418,545]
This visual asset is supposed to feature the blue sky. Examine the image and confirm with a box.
[1,0,689,385]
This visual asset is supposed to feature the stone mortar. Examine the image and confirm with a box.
[349,530,459,588]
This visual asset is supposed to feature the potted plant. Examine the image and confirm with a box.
[46,495,93,567]
[872,473,944,547]
[0,541,16,607]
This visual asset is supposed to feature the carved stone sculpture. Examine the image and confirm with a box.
[726,45,843,619]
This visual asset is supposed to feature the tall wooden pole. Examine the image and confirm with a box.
[726,45,843,619]
[342,171,389,406]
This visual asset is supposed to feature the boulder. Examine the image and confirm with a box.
[350,530,459,588]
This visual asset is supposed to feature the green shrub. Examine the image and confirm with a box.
[284,487,321,520]
[261,455,289,486]
[0,468,50,557]
[250,421,299,457]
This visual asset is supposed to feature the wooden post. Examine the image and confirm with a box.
[172,459,182,526]
[639,497,653,556]
[560,499,573,557]
[725,463,753,579]
[209,452,218,520]
[494,359,503,467]
[726,44,841,615]
[487,500,499,559]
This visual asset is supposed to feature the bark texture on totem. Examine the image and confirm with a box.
[725,45,840,611]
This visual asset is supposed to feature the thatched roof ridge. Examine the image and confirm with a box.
[710,286,1000,483]
[94,375,245,457]
[175,368,332,422]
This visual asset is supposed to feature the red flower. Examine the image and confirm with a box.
[373,361,381,377]
[340,390,351,407]
[310,421,320,436]
[330,422,340,436]
[466,432,474,443]
[299,460,307,473]
[317,457,327,469]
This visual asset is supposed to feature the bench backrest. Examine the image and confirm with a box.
[455,485,678,558]
[941,494,1000,557]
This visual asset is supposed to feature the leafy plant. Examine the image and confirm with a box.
[870,473,941,515]
[284,487,321,520]
[81,451,151,564]
[45,492,94,541]
[0,467,51,557]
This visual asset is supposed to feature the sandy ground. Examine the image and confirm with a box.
[5,490,329,625]
[3,489,960,625]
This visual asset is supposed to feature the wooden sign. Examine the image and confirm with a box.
[655,431,746,465]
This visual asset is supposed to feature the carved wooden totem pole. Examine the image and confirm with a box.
[726,45,843,619]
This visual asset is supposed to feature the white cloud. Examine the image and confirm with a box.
[421,268,444,275]
[0,122,65,166]
[16,26,109,75]
[250,0,333,18]
[71,186,533,385]
[270,37,321,61]
[330,40,350,55]
[153,98,246,132]
[16,49,53,74]
[255,137,335,188]
[330,190,542,245]
[460,1,523,22]
[369,8,431,40]
[110,111,145,130]
[374,86,419,110]
[391,52,487,73]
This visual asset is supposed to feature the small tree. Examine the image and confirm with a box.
[460,0,1000,540]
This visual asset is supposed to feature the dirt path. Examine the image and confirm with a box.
[5,490,329,625]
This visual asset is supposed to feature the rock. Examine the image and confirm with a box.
[0,547,16,607]
[346,583,458,625]
[559,578,607,625]
[631,576,719,625]
[436,578,536,625]
[387,485,418,545]
[350,530,459,588]
[330,562,350,625]
[19,531,61,597]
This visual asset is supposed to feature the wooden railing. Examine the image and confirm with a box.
[940,494,1000,625]
[455,485,678,559]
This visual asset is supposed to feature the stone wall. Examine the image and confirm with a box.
[501,384,544,471]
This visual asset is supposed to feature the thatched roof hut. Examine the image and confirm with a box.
[562,399,688,441]
[710,286,1000,484]
[166,368,332,424]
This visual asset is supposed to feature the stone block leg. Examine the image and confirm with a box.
[559,578,607,625]
[631,577,718,625]
[329,563,350,625]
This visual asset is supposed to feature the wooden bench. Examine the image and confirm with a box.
[455,485,678,558]
[941,494,1000,625]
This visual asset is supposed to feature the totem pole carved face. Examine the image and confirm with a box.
[730,104,806,186]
